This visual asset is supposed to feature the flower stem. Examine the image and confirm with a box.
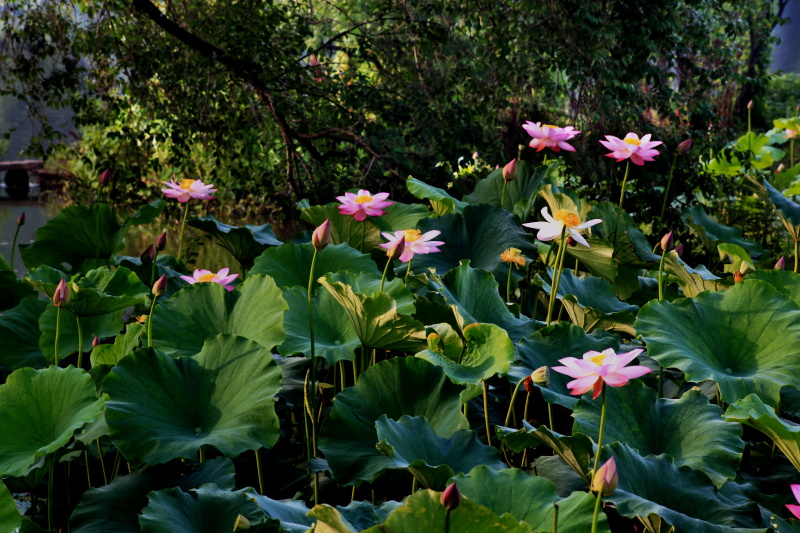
[660,155,678,224]
[406,259,413,277]
[791,138,795,168]
[307,248,319,451]
[795,239,799,274]
[54,306,61,367]
[506,263,513,304]
[147,296,157,347]
[76,315,83,369]
[592,386,607,475]
[47,457,55,530]
[10,223,21,272]
[613,161,630,246]
[254,449,265,494]
[503,377,526,427]
[657,248,667,302]
[177,202,190,262]
[501,181,507,209]
[552,503,559,533]
[379,256,392,292]
[590,489,603,533]
[545,227,568,326]
[482,379,492,446]
[360,220,366,253]
[445,509,452,533]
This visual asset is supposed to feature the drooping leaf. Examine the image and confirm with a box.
[636,279,800,405]
[749,177,800,241]
[588,202,661,267]
[188,215,282,270]
[90,323,145,367]
[308,501,403,533]
[300,204,383,252]
[67,267,150,317]
[0,481,21,532]
[682,205,764,257]
[103,335,282,466]
[324,271,416,316]
[372,202,433,233]
[496,423,593,482]
[318,357,467,486]
[563,237,619,284]
[573,380,744,487]
[0,270,36,311]
[249,494,315,533]
[0,366,107,476]
[717,243,756,275]
[406,177,468,215]
[151,274,287,357]
[662,250,728,297]
[0,296,49,370]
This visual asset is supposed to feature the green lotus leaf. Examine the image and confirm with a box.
[406,177,468,215]
[91,322,145,367]
[318,357,467,486]
[717,243,756,274]
[277,286,360,364]
[0,270,36,311]
[68,267,150,317]
[319,274,426,352]
[587,202,661,267]
[413,204,538,285]
[423,323,464,362]
[188,215,282,270]
[0,481,21,532]
[573,380,744,487]
[416,322,514,384]
[604,442,764,533]
[300,204,383,252]
[139,485,279,533]
[39,305,125,361]
[451,466,610,533]
[116,254,186,296]
[0,296,49,370]
[559,237,619,285]
[662,250,728,297]
[250,242,380,291]
[430,260,538,342]
[682,205,764,257]
[71,458,236,533]
[723,393,800,473]
[464,161,548,219]
[103,334,282,465]
[372,202,433,233]
[324,271,415,315]
[0,365,107,476]
[496,423,593,482]
[249,493,314,533]
[307,501,403,533]
[508,322,628,409]
[151,274,287,357]
[747,269,800,306]
[635,279,800,405]
[26,265,70,298]
[375,415,505,489]
[749,177,800,241]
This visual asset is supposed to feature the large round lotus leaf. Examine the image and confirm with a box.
[371,202,433,233]
[151,274,288,357]
[636,279,800,405]
[250,242,380,291]
[0,296,48,370]
[103,334,282,466]
[249,493,315,533]
[71,458,236,533]
[416,322,514,384]
[39,305,124,360]
[139,485,279,533]
[573,380,744,487]
[406,177,468,215]
[413,204,538,285]
[359,489,530,533]
[0,481,21,532]
[318,357,467,486]
[747,269,800,307]
[67,267,149,317]
[277,286,361,364]
[0,366,107,476]
[451,466,610,533]
[188,215,282,270]
[431,260,538,342]
[604,442,763,533]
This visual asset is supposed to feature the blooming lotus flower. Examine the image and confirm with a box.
[591,457,618,496]
[162,178,217,203]
[500,247,526,269]
[380,229,444,263]
[787,484,800,519]
[179,268,238,291]
[599,133,663,166]
[785,129,798,140]
[523,207,602,248]
[552,348,652,399]
[336,189,393,221]
[522,121,581,153]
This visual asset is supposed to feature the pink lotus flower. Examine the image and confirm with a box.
[179,268,238,291]
[523,207,602,248]
[336,189,393,221]
[522,121,581,153]
[380,229,444,263]
[787,484,800,519]
[162,179,217,203]
[591,457,618,496]
[599,133,663,166]
[552,348,652,399]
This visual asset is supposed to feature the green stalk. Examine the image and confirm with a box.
[590,490,603,533]
[503,377,526,427]
[660,155,678,223]
[613,161,630,246]
[482,379,492,446]
[406,259,413,277]
[151,251,158,287]
[147,297,157,347]
[10,223,21,272]
[97,439,108,485]
[545,227,568,326]
[307,248,319,447]
[48,457,55,530]
[445,509,452,533]
[791,138,795,168]
[379,256,393,292]
[657,249,667,302]
[177,202,191,262]
[360,220,366,253]
[54,307,61,367]
[254,449,265,494]
[795,240,799,274]
[592,386,607,475]
[506,263,513,303]
[500,181,507,209]
[76,315,84,369]
[552,503,559,533]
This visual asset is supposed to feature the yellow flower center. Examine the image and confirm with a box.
[590,353,607,366]
[542,124,558,130]
[354,194,373,204]
[554,210,581,228]
[179,179,196,189]
[403,229,422,242]
[196,273,216,283]
[624,137,642,146]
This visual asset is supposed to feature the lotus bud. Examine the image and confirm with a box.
[502,158,517,183]
[156,231,167,252]
[98,169,111,187]
[747,100,753,110]
[776,164,786,175]
[733,271,744,283]
[441,482,461,511]
[53,278,70,307]
[312,219,332,251]
[16,212,25,226]
[233,515,252,530]
[152,274,168,297]
[676,138,692,156]
[386,237,406,260]
[92,336,100,348]
[140,244,155,265]
[523,376,534,393]
[660,231,674,252]
[775,256,786,270]
[674,244,684,257]
[591,457,618,496]
[472,151,479,160]
[532,366,549,387]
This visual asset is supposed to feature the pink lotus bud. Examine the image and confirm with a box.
[386,237,406,260]
[16,212,25,226]
[776,164,786,175]
[472,152,479,160]
[660,231,674,252]
[152,274,168,297]
[676,139,692,156]
[92,336,100,348]
[674,244,684,257]
[747,100,753,110]
[312,219,331,251]
[775,256,785,270]
[156,231,167,252]
[98,169,111,187]
[441,483,461,511]
[591,457,618,496]
[53,278,70,307]
[502,158,517,183]
[141,244,155,265]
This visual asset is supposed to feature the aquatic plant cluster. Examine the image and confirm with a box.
[2,113,800,532]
